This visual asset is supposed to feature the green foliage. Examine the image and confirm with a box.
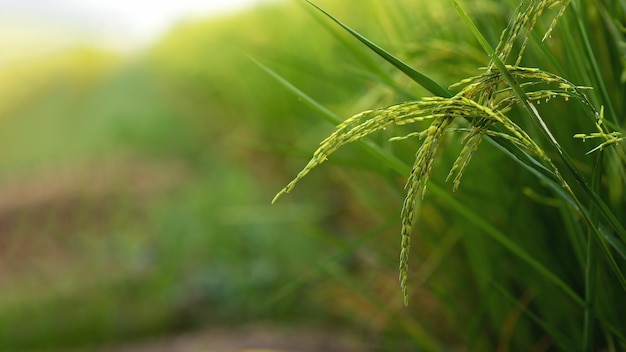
[272,0,626,349]
[0,4,356,349]
[1,0,625,350]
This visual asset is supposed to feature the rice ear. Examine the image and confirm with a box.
[274,0,581,306]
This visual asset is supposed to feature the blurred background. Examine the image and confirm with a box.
[0,0,624,350]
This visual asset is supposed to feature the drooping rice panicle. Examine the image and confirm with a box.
[275,0,586,306]
[446,118,493,191]
[273,101,445,203]
[399,116,453,305]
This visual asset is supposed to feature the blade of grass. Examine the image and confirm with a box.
[300,3,415,100]
[583,151,602,351]
[305,0,453,98]
[491,281,579,351]
[249,56,342,126]
[569,0,619,126]
[558,202,587,270]
[490,141,579,211]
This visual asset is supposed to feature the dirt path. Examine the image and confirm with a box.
[88,324,368,352]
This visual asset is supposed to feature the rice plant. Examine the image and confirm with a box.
[270,0,626,348]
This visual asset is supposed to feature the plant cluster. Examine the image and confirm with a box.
[274,0,624,304]
[271,1,626,348]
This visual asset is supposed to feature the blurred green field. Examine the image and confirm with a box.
[0,0,625,351]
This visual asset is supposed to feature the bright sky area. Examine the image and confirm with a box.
[0,0,275,65]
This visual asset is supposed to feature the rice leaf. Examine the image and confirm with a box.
[306,0,452,98]
[300,3,415,99]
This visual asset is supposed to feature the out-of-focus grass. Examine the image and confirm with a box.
[0,3,359,349]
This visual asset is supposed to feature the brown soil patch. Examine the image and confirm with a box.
[86,324,368,352]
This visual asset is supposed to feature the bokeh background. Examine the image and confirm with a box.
[1,0,624,350]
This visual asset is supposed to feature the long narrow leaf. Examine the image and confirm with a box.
[491,282,579,351]
[583,152,603,350]
[249,56,341,126]
[306,0,453,98]
[300,3,415,100]
[570,0,619,126]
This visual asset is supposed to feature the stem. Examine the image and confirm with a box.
[570,0,619,126]
[582,152,602,350]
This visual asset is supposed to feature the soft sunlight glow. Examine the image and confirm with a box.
[0,0,272,63]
